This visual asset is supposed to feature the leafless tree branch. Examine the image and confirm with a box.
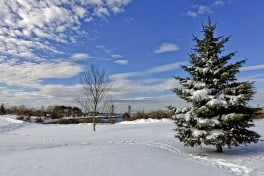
[78,64,112,131]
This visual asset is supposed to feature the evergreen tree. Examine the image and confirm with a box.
[0,104,6,115]
[172,19,260,152]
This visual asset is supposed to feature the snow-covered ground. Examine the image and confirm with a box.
[0,115,263,176]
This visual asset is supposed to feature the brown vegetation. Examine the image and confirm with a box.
[8,105,83,123]
[253,108,264,119]
[124,110,173,121]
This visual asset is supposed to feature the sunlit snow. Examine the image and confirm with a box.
[0,115,263,176]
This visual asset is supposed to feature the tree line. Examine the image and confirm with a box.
[0,104,82,119]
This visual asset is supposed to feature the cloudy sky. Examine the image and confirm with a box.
[1,0,264,113]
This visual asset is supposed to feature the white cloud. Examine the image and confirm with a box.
[187,10,198,18]
[70,53,91,60]
[2,84,82,108]
[112,54,124,59]
[213,0,225,6]
[110,77,180,97]
[125,17,134,24]
[97,45,105,49]
[0,0,131,108]
[113,59,128,65]
[111,54,128,65]
[109,62,184,97]
[0,0,131,60]
[187,0,224,18]
[0,61,83,87]
[110,72,139,80]
[154,43,180,54]
[112,94,188,113]
[241,64,264,71]
[113,97,154,104]
[110,61,185,80]
[197,5,212,14]
[146,62,185,74]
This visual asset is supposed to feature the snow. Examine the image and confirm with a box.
[2,115,23,124]
[206,130,224,140]
[195,67,210,74]
[197,118,220,127]
[191,88,212,101]
[174,111,195,122]
[222,113,236,121]
[218,93,245,106]
[182,79,205,88]
[191,128,207,137]
[1,115,264,176]
[229,95,243,105]
[119,118,172,124]
[198,118,210,124]
[207,98,227,107]
[184,111,193,121]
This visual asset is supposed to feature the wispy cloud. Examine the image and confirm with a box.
[97,45,105,49]
[70,53,91,61]
[112,94,188,113]
[111,61,185,80]
[109,62,184,99]
[186,0,224,18]
[241,64,264,71]
[112,54,124,59]
[113,59,128,65]
[146,62,185,74]
[154,43,180,54]
[114,97,153,103]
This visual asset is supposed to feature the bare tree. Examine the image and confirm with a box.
[76,97,90,114]
[78,64,112,131]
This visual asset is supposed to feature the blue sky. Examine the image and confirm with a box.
[1,0,264,113]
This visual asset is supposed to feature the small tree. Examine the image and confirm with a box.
[78,64,112,131]
[172,19,260,152]
[0,104,6,115]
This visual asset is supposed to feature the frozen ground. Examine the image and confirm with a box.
[0,115,263,176]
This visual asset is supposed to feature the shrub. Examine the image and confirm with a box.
[57,119,80,124]
[35,117,44,123]
[125,110,173,121]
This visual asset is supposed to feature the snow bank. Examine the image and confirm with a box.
[0,115,27,134]
[118,118,172,124]
[0,115,23,124]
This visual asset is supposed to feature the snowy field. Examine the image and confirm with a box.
[0,115,263,176]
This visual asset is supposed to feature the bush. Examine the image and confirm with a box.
[16,116,24,121]
[16,115,31,122]
[57,119,80,124]
[79,117,101,123]
[125,110,173,121]
[253,108,264,119]
[56,117,101,124]
[35,117,44,123]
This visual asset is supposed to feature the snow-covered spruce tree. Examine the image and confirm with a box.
[172,20,260,152]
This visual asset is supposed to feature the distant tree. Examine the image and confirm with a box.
[72,106,82,117]
[172,19,260,152]
[78,64,112,131]
[41,105,46,117]
[0,104,6,115]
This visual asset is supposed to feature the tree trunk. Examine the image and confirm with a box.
[93,107,97,131]
[93,115,96,131]
[215,144,223,153]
